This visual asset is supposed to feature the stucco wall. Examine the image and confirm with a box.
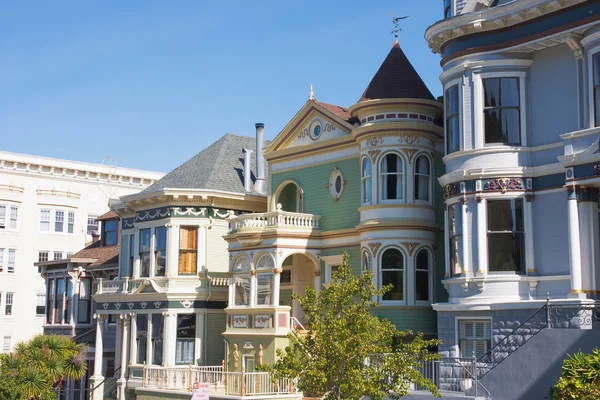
[532,192,569,275]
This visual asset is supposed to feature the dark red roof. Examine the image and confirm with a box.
[96,210,119,221]
[315,101,354,124]
[358,41,434,103]
[72,243,119,268]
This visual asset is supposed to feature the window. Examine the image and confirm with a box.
[128,235,135,277]
[78,278,91,323]
[152,314,164,365]
[0,249,3,272]
[36,293,46,316]
[0,206,5,229]
[444,0,453,18]
[54,252,64,261]
[380,154,403,201]
[487,199,524,273]
[362,250,371,273]
[67,212,75,234]
[176,314,195,364]
[103,220,118,246]
[55,211,65,232]
[483,78,520,145]
[3,336,11,352]
[39,251,49,262]
[233,256,251,306]
[136,314,148,364]
[40,209,51,232]
[449,204,462,276]
[139,228,151,277]
[329,169,344,200]
[7,250,15,273]
[87,215,99,234]
[594,53,600,126]
[9,206,17,229]
[414,155,431,202]
[415,249,430,302]
[65,280,73,324]
[154,227,167,277]
[178,227,197,275]
[361,157,372,204]
[256,255,274,306]
[47,279,55,324]
[459,320,491,359]
[446,84,460,153]
[55,278,65,324]
[381,249,404,302]
[5,292,13,316]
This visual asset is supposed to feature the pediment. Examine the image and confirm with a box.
[267,101,355,153]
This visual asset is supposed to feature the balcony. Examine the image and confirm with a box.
[229,205,321,235]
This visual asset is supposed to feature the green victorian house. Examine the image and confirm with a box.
[92,40,445,400]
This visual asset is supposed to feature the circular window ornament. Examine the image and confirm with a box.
[309,120,323,140]
[328,168,344,200]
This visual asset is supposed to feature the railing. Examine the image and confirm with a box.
[415,357,491,399]
[97,278,126,294]
[229,205,321,233]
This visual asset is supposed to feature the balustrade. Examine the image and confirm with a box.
[229,206,321,233]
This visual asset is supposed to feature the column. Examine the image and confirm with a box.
[196,311,204,365]
[578,188,598,292]
[117,315,129,400]
[250,271,257,306]
[129,314,138,365]
[525,196,536,275]
[273,269,281,306]
[313,270,321,294]
[71,273,80,328]
[114,316,123,377]
[476,198,487,276]
[146,314,153,365]
[443,204,450,278]
[149,227,156,278]
[228,274,235,306]
[133,229,140,279]
[90,314,105,400]
[167,225,179,277]
[162,313,177,366]
[567,187,584,297]
[461,198,470,276]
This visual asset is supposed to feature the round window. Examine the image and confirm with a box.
[309,120,323,140]
[335,175,342,193]
[313,125,321,138]
[329,169,344,200]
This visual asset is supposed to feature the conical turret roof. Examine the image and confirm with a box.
[358,40,435,103]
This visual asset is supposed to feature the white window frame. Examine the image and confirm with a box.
[87,214,100,234]
[0,204,19,232]
[53,251,64,261]
[414,247,433,305]
[443,78,463,155]
[455,317,492,359]
[68,211,75,234]
[361,156,372,205]
[38,251,49,263]
[413,153,433,205]
[379,247,407,305]
[0,249,4,273]
[588,45,600,128]
[7,249,15,273]
[473,71,528,148]
[0,205,5,229]
[3,336,11,351]
[40,209,51,232]
[379,152,405,203]
[5,292,14,316]
[322,255,344,283]
[36,293,46,317]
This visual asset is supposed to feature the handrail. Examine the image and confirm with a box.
[89,366,121,394]
[290,316,306,332]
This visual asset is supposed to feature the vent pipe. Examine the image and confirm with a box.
[254,123,266,195]
[243,149,253,192]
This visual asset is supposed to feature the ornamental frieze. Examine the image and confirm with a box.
[367,137,384,146]
[593,163,600,176]
[124,206,238,227]
[484,178,523,194]
[443,184,459,200]
[297,122,336,139]
[398,134,420,145]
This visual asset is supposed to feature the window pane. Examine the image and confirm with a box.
[484,109,503,143]
[382,271,403,301]
[364,177,372,203]
[446,85,458,115]
[594,53,600,85]
[447,115,460,153]
[155,227,167,277]
[235,274,251,306]
[488,233,524,272]
[136,314,148,364]
[416,250,429,301]
[55,211,64,232]
[502,109,520,145]
[140,229,151,253]
[256,273,274,305]
[416,155,430,175]
[176,314,196,364]
[500,78,519,107]
[484,78,500,107]
[416,175,430,201]
[595,87,600,126]
[487,200,514,231]
[105,220,118,246]
[382,249,403,270]
[152,314,164,365]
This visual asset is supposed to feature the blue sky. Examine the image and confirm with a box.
[1,1,444,173]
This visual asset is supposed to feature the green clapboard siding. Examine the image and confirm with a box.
[205,312,226,366]
[371,308,437,335]
[272,157,361,231]
[320,246,360,277]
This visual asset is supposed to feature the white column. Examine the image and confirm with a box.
[129,314,138,365]
[195,311,204,365]
[273,269,281,306]
[163,313,177,366]
[90,314,105,400]
[71,273,80,326]
[567,188,584,297]
[167,225,179,277]
[461,199,470,276]
[146,314,153,365]
[525,196,535,274]
[314,270,321,294]
[476,198,487,276]
[228,275,235,306]
[114,316,123,376]
[149,227,156,278]
[443,205,450,278]
[197,226,207,274]
[578,190,598,292]
[250,271,257,306]
[133,229,140,279]
[117,315,129,400]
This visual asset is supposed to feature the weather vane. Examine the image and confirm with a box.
[390,11,409,40]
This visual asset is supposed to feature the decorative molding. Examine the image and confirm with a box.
[443,183,459,200]
[137,208,169,221]
[173,207,206,217]
[367,150,381,163]
[400,242,419,257]
[0,184,24,194]
[484,178,524,193]
[36,188,81,200]
[153,301,162,309]
[140,301,148,309]
[297,122,336,139]
[367,137,384,147]
[400,148,418,163]
[180,300,193,309]
[367,242,382,256]
[214,209,235,219]
[398,134,420,145]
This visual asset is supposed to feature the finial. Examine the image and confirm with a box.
[309,83,315,101]
[390,11,408,44]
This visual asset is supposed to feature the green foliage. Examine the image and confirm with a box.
[263,252,441,400]
[549,348,600,399]
[0,334,88,400]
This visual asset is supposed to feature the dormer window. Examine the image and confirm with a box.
[103,220,118,246]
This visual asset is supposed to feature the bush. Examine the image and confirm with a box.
[549,348,600,399]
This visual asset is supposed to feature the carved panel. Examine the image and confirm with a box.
[400,241,419,257]
[367,242,382,256]
[400,148,418,163]
[484,178,524,193]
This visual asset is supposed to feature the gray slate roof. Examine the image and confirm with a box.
[142,133,269,195]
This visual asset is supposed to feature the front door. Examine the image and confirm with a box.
[243,355,255,372]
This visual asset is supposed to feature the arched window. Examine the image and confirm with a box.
[380,154,403,201]
[414,155,431,202]
[415,249,430,302]
[381,248,404,301]
[233,255,251,306]
[361,250,371,273]
[255,254,275,306]
[361,157,372,204]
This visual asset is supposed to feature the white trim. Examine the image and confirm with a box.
[587,46,600,128]
[440,60,534,83]
[444,78,464,155]
[442,141,563,164]
[455,317,492,359]
[379,246,407,306]
[580,31,600,47]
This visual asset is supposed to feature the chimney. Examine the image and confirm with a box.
[91,231,100,244]
[243,149,253,192]
[254,123,266,194]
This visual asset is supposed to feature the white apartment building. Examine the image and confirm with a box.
[0,151,163,352]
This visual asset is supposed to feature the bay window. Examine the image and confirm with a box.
[56,278,65,324]
[154,227,167,277]
[594,52,600,126]
[487,199,524,273]
[445,84,460,154]
[139,228,151,277]
[459,319,491,359]
[361,157,372,204]
[483,77,520,145]
[449,204,462,276]
[78,278,91,323]
[380,153,403,201]
[233,256,251,306]
[178,226,197,275]
[415,249,430,302]
[136,314,148,364]
[414,155,431,202]
[47,279,55,324]
[381,248,404,302]
[55,211,64,232]
[255,254,275,305]
[176,314,195,364]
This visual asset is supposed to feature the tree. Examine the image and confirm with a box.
[0,335,88,400]
[549,349,600,399]
[261,253,441,400]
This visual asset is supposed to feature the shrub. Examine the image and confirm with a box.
[549,348,600,399]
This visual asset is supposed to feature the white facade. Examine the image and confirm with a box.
[0,151,163,352]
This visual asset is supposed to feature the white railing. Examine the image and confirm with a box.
[229,205,321,233]
[414,358,491,399]
[140,365,297,396]
[97,278,125,294]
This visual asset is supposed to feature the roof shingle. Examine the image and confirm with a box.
[72,243,119,268]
